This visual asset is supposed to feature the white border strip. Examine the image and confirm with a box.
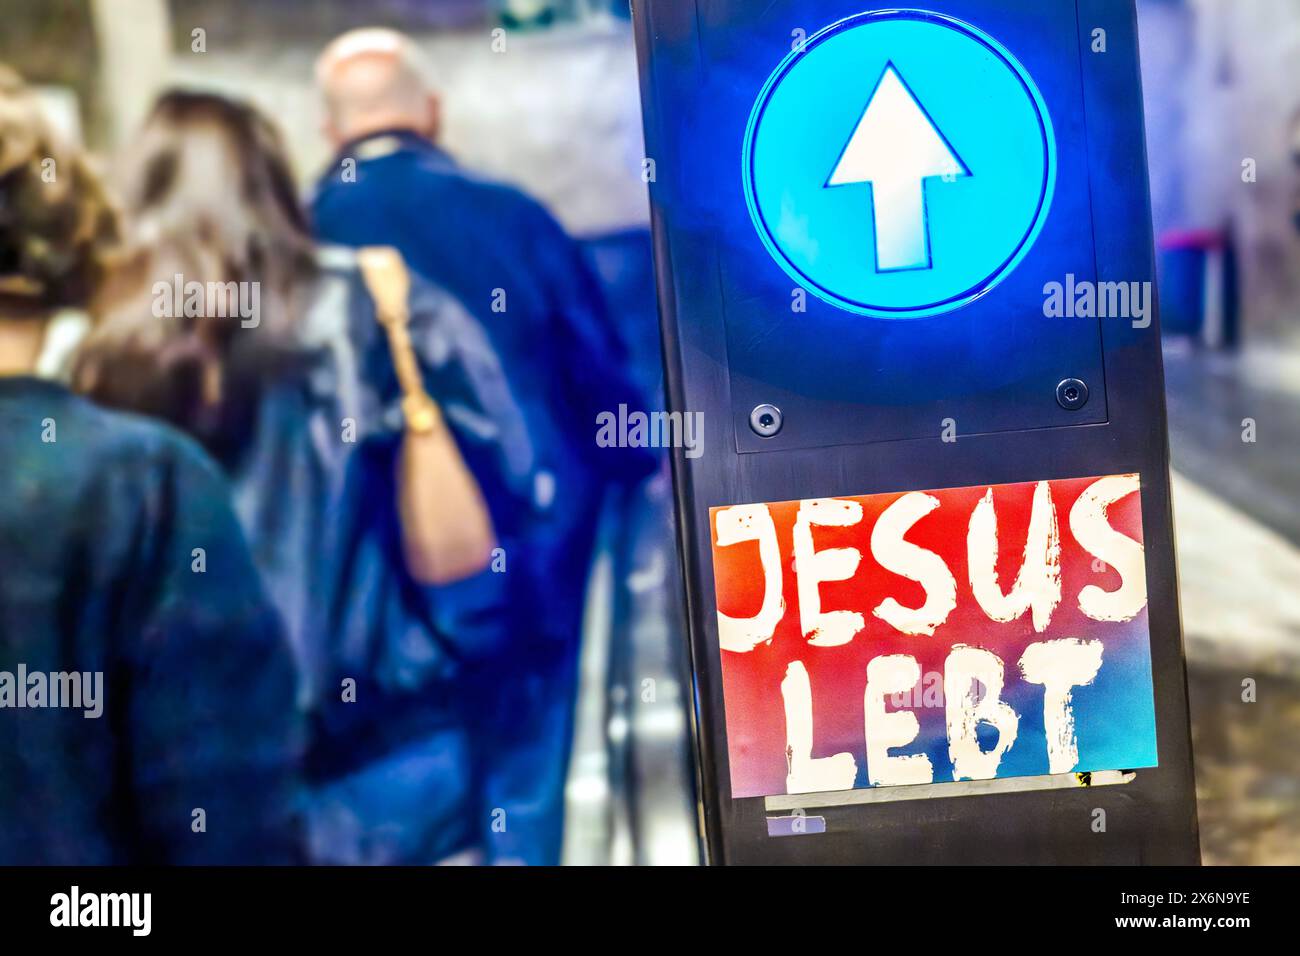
[764,770,1136,811]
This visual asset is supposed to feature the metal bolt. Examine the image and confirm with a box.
[749,403,783,437]
[1056,378,1089,411]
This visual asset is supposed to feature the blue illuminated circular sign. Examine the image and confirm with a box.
[742,10,1057,318]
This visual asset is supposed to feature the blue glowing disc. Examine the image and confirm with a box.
[742,10,1057,318]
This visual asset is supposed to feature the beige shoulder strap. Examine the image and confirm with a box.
[357,246,440,433]
[357,246,410,327]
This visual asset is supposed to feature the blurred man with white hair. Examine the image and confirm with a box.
[311,27,655,866]
[315,28,440,147]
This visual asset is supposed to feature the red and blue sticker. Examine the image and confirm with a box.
[710,474,1158,799]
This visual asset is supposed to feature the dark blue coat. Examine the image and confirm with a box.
[312,133,656,645]
[312,134,656,864]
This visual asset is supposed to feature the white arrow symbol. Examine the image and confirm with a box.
[827,63,969,272]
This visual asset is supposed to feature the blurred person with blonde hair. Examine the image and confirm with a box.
[73,88,539,865]
[0,65,302,864]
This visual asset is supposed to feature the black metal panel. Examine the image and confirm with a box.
[710,0,1107,452]
[634,0,1198,864]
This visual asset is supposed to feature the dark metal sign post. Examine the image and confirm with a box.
[634,0,1199,864]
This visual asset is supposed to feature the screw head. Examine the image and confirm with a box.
[1056,378,1090,411]
[749,403,783,438]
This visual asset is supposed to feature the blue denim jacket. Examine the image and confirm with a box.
[0,378,302,864]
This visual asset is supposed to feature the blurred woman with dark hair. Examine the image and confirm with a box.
[0,66,302,863]
[73,89,538,864]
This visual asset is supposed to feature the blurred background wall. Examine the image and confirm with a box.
[1139,0,1300,345]
[1,0,650,237]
